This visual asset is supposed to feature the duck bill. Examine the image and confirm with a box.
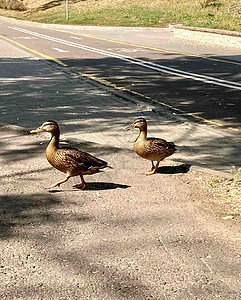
[125,124,135,131]
[30,127,43,134]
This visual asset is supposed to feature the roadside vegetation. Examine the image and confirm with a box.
[192,167,241,218]
[205,170,241,217]
[0,0,26,11]
[0,0,240,31]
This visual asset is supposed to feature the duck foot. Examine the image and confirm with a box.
[145,161,160,175]
[45,175,71,189]
[45,184,60,189]
[73,183,86,190]
[73,174,86,190]
[145,170,156,176]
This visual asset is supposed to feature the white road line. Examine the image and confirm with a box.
[9,26,241,91]
[17,36,38,39]
[71,36,83,40]
[52,47,69,53]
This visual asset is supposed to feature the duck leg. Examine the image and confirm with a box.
[46,175,71,189]
[147,161,155,173]
[145,161,155,174]
[73,173,86,190]
[146,161,160,175]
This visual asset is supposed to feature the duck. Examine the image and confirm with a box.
[126,118,176,175]
[30,120,112,189]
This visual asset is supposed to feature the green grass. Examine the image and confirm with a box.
[0,2,240,32]
[30,7,169,27]
[36,7,240,32]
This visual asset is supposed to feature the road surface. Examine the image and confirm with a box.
[1,17,241,132]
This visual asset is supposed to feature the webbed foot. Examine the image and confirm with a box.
[45,183,60,189]
[145,170,156,176]
[73,183,86,190]
[44,175,71,189]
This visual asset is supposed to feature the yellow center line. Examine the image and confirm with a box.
[0,34,68,67]
[48,27,241,67]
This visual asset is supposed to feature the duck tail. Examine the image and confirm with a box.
[167,142,176,150]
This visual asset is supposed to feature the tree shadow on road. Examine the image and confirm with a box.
[0,193,60,239]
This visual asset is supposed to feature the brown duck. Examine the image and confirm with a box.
[126,118,176,175]
[30,120,111,189]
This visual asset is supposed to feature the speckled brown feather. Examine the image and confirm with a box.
[46,146,108,176]
[133,137,176,161]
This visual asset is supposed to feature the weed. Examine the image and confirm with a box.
[230,166,241,185]
[207,176,222,189]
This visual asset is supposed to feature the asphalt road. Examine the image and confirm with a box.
[1,17,240,131]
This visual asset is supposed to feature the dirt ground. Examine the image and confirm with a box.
[1,126,241,300]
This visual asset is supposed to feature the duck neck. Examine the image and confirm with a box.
[137,127,147,141]
[47,130,60,151]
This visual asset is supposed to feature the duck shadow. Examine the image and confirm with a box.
[49,182,130,192]
[84,182,131,191]
[156,163,191,174]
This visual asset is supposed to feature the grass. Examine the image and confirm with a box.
[28,7,170,27]
[0,0,240,31]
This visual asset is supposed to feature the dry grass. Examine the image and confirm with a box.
[0,0,26,11]
[23,0,47,9]
[204,168,241,216]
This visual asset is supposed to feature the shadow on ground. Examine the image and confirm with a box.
[48,182,131,192]
[64,54,241,129]
[156,163,191,174]
[81,182,130,190]
[0,193,60,239]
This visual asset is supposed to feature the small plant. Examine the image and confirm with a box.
[230,166,241,185]
[207,176,221,189]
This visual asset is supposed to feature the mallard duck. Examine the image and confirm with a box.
[30,120,111,189]
[126,118,176,175]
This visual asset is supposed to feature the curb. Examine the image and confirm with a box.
[171,24,241,49]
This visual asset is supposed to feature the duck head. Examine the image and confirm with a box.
[126,117,147,131]
[30,120,59,134]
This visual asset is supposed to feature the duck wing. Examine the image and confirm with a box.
[51,147,108,175]
[148,138,176,150]
[61,147,108,169]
